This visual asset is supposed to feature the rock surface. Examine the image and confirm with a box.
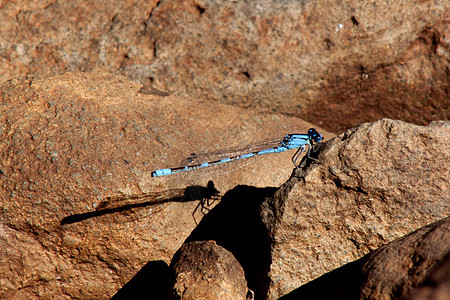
[261,119,449,299]
[359,217,450,300]
[279,216,450,300]
[169,240,249,300]
[407,251,450,300]
[1,0,448,132]
[0,72,329,298]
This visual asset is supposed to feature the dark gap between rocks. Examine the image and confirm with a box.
[185,185,277,300]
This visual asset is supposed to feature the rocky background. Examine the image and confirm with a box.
[0,0,448,299]
[1,0,449,133]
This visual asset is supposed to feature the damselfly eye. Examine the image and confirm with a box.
[308,128,322,143]
[313,134,323,143]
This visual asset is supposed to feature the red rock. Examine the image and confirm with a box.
[261,119,449,298]
[360,217,450,300]
[169,240,249,300]
[406,250,450,300]
[0,1,447,133]
[279,217,450,300]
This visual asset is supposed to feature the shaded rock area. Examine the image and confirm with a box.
[406,251,450,300]
[169,241,249,300]
[1,0,448,132]
[0,72,329,298]
[280,216,450,300]
[185,185,277,300]
[261,119,449,299]
[110,260,171,300]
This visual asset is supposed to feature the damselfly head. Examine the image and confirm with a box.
[308,128,323,143]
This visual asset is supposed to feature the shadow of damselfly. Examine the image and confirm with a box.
[60,181,220,225]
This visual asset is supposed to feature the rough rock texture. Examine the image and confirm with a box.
[260,119,449,299]
[1,0,448,132]
[406,251,450,300]
[279,216,450,300]
[359,217,450,300]
[0,72,329,298]
[169,240,249,300]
